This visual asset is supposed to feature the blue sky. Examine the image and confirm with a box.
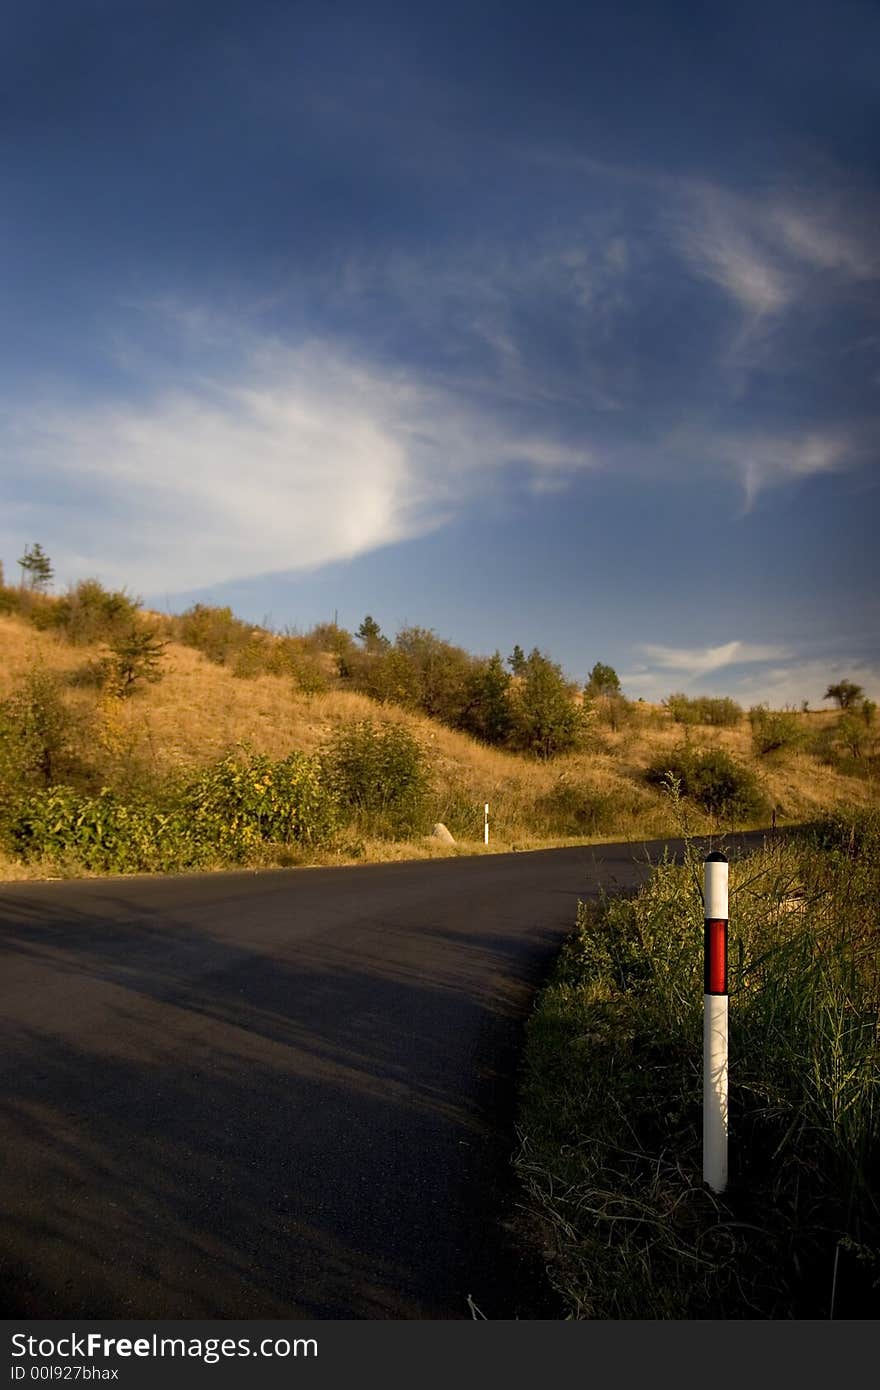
[2,0,878,704]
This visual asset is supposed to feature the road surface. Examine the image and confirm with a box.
[0,833,769,1318]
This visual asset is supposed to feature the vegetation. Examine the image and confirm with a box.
[515,812,880,1317]
[0,544,876,879]
[8,747,337,874]
[508,648,585,759]
[825,680,865,710]
[584,662,621,699]
[100,625,168,697]
[0,668,81,792]
[17,543,54,592]
[665,693,743,727]
[51,579,141,645]
[321,719,431,838]
[644,746,768,822]
[748,704,804,757]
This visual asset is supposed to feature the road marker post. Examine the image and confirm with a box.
[703,851,729,1194]
[484,803,489,846]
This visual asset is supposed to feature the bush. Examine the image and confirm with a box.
[230,634,295,680]
[183,748,338,857]
[321,720,431,837]
[48,579,142,645]
[0,668,83,792]
[748,704,804,756]
[6,748,338,872]
[533,783,615,837]
[7,785,202,873]
[590,693,632,731]
[666,693,743,727]
[645,745,767,820]
[174,604,256,665]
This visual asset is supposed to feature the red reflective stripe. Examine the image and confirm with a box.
[705,918,727,994]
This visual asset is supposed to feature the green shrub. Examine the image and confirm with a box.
[0,668,83,792]
[48,579,142,645]
[7,785,204,873]
[231,634,293,679]
[175,604,255,665]
[182,749,338,857]
[748,704,804,756]
[666,693,743,726]
[321,720,431,837]
[532,783,615,836]
[6,748,338,872]
[645,745,767,820]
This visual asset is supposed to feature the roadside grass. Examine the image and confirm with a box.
[513,810,880,1318]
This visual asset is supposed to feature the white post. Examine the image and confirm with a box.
[484,803,489,846]
[703,852,729,1194]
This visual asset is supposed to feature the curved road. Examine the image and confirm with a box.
[0,834,768,1319]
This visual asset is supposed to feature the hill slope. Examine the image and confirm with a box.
[0,611,876,881]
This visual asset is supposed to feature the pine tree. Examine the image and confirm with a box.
[18,543,54,592]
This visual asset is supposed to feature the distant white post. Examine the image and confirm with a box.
[703,851,729,1194]
[484,803,489,846]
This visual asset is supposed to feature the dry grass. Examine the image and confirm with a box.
[1,613,876,883]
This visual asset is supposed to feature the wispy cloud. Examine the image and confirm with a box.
[672,177,880,320]
[729,658,880,707]
[622,652,880,705]
[768,195,880,281]
[638,639,791,677]
[676,203,791,317]
[0,319,598,592]
[700,428,857,508]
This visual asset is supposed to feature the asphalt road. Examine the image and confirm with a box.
[0,833,770,1319]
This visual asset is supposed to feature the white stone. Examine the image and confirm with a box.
[431,823,456,844]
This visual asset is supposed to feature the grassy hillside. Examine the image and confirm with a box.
[0,602,876,881]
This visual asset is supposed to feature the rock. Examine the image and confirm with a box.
[431,823,456,844]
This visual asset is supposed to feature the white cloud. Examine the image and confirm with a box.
[0,326,597,593]
[731,659,880,708]
[664,422,861,507]
[769,198,879,281]
[622,649,880,706]
[672,186,791,317]
[671,178,880,332]
[638,640,791,678]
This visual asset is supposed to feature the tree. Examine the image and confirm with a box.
[393,626,474,724]
[510,648,584,759]
[460,653,513,746]
[357,615,388,649]
[508,644,527,676]
[584,662,621,699]
[102,626,167,698]
[824,680,864,710]
[18,543,53,592]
